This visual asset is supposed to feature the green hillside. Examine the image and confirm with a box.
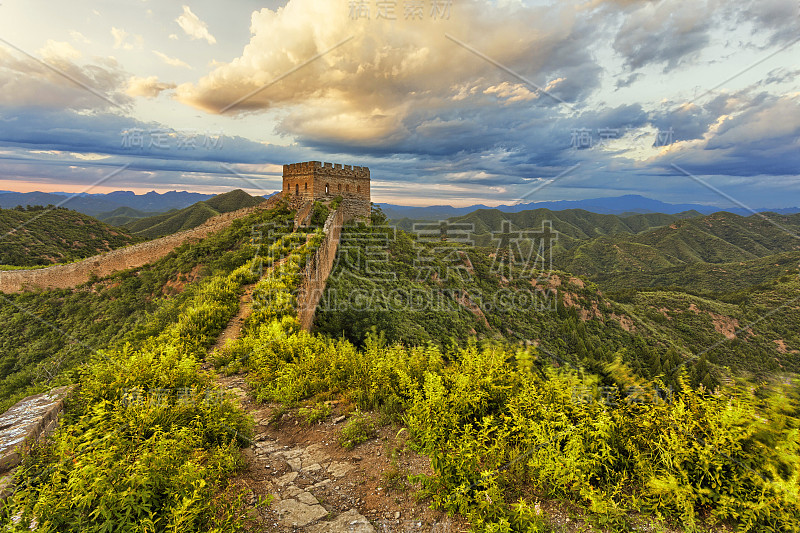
[555,212,800,284]
[445,208,800,293]
[95,206,160,227]
[315,225,799,384]
[448,208,693,249]
[595,250,800,293]
[124,189,265,238]
[0,206,140,267]
[0,204,293,412]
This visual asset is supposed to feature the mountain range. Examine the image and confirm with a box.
[2,190,799,220]
[379,194,800,220]
[0,190,215,216]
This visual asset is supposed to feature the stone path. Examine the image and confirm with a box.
[208,255,378,532]
[211,284,254,353]
[216,377,379,532]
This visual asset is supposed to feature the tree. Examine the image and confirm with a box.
[370,203,387,226]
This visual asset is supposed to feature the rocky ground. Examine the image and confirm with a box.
[216,374,464,533]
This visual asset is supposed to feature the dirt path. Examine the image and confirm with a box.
[214,374,463,532]
[207,262,464,532]
[211,284,255,353]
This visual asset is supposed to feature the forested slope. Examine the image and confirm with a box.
[0,206,140,267]
[123,190,265,238]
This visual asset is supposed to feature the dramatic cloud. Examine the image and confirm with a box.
[611,0,713,72]
[652,93,800,177]
[176,6,217,45]
[0,0,797,205]
[736,0,800,46]
[174,0,605,165]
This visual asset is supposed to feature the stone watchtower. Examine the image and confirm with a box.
[282,161,371,221]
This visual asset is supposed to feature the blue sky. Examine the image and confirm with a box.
[0,0,798,207]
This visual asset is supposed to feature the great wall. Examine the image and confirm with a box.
[0,193,350,336]
[0,195,282,294]
[296,207,344,331]
[1,160,370,336]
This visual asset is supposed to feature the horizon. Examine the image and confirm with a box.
[1,187,795,212]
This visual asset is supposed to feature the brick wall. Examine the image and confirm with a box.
[296,208,343,331]
[282,161,370,220]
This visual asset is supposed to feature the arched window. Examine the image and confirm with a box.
[357,186,360,193]
[305,182,308,191]
[295,184,299,195]
[346,185,349,192]
[338,184,341,192]
[325,183,329,194]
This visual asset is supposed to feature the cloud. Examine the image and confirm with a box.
[0,106,302,167]
[125,75,177,98]
[176,5,217,44]
[38,40,82,62]
[484,82,539,104]
[0,44,130,110]
[111,27,143,50]
[649,93,800,177]
[611,0,713,72]
[736,0,800,47]
[153,50,192,69]
[69,31,92,45]
[175,0,602,152]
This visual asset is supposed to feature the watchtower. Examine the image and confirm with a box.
[282,161,371,221]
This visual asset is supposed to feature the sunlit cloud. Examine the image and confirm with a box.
[175,5,216,45]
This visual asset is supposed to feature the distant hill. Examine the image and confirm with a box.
[316,225,800,381]
[446,207,700,250]
[123,189,265,238]
[440,208,800,294]
[555,212,800,279]
[379,194,800,220]
[96,206,163,227]
[594,250,800,294]
[0,206,140,266]
[0,190,214,216]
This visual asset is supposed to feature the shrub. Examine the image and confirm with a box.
[298,402,331,425]
[339,412,377,450]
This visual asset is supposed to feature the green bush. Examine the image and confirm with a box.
[339,411,377,450]
[298,402,331,425]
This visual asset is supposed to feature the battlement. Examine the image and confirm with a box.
[283,161,370,179]
[282,161,371,221]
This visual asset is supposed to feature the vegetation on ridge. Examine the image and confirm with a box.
[0,206,140,267]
